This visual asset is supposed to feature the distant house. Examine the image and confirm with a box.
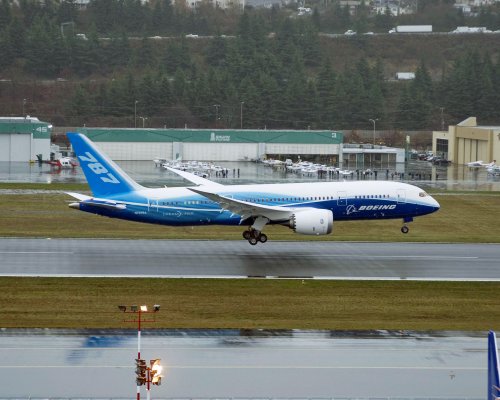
[396,72,416,80]
[339,0,361,14]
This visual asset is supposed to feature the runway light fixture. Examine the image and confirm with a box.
[135,358,147,386]
[118,305,127,312]
[153,305,160,312]
[150,359,163,386]
[131,305,138,312]
[140,305,148,312]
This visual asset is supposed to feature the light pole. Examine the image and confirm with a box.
[240,101,244,129]
[22,98,27,117]
[119,304,161,400]
[214,104,220,129]
[369,118,378,145]
[134,100,139,128]
[139,116,147,128]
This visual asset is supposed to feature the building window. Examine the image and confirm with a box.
[436,138,449,158]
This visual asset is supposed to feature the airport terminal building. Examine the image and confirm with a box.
[432,117,500,164]
[78,128,344,163]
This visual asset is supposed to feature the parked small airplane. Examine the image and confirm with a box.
[66,132,440,245]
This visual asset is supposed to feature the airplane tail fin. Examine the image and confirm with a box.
[489,331,500,400]
[67,132,144,197]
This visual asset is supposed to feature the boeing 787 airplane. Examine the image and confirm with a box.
[67,132,440,245]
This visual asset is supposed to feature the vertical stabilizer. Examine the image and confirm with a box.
[488,331,500,400]
[67,132,143,197]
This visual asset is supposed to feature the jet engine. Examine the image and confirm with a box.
[289,209,333,235]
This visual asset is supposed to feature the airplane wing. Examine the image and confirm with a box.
[165,167,224,187]
[188,187,295,223]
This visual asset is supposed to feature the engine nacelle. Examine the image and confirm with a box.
[290,209,333,235]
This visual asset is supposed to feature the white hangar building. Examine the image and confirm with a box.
[77,128,344,162]
[0,117,52,162]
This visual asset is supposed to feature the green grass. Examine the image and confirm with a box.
[1,278,500,330]
[1,189,499,330]
[0,182,90,191]
[0,277,500,330]
[0,192,499,242]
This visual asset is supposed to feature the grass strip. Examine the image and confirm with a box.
[1,278,500,330]
[0,193,499,242]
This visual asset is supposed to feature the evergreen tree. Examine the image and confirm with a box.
[7,18,26,59]
[0,0,12,29]
[0,29,13,69]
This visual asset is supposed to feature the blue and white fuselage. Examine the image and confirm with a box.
[67,133,440,245]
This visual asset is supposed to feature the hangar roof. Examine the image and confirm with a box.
[77,128,343,144]
[0,117,52,139]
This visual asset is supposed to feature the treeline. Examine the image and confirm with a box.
[1,0,500,130]
[67,31,500,130]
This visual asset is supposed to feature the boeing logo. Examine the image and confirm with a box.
[359,205,397,211]
[347,204,397,215]
[210,132,231,142]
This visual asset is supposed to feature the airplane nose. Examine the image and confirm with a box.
[429,196,440,211]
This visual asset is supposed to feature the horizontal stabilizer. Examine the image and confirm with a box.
[66,192,92,201]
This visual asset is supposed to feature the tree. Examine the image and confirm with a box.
[0,0,12,29]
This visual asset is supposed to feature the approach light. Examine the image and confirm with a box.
[140,305,148,312]
[135,358,147,386]
[130,305,138,312]
[153,304,160,312]
[150,359,163,385]
[118,305,127,312]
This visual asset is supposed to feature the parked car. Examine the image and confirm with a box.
[432,157,451,165]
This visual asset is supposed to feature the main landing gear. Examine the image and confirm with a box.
[243,216,270,245]
[401,216,413,234]
[243,229,268,245]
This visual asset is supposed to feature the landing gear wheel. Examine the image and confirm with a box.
[401,225,409,234]
[248,237,258,245]
[243,231,251,240]
[258,233,268,243]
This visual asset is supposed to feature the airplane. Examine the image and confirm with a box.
[488,331,500,400]
[66,132,440,245]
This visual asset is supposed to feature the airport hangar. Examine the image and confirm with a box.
[77,127,344,163]
[76,127,404,166]
[433,116,500,164]
[0,117,52,162]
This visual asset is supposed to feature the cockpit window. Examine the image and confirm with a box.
[419,192,428,197]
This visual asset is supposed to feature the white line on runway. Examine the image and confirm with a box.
[0,251,74,254]
[0,365,486,370]
[245,254,479,260]
[0,273,498,281]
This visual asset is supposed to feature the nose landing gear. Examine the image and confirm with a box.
[401,216,413,234]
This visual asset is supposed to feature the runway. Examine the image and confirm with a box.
[0,330,487,398]
[0,238,499,280]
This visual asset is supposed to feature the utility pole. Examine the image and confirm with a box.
[369,118,378,145]
[240,101,244,130]
[440,107,445,131]
[214,104,220,129]
[134,100,139,128]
